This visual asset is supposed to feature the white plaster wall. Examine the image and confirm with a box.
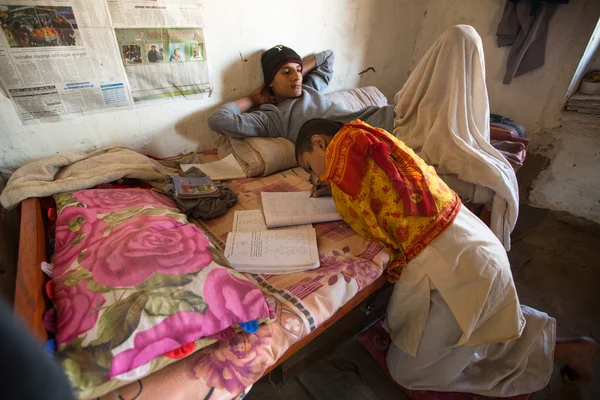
[2,0,598,221]
[412,0,600,223]
[0,0,426,174]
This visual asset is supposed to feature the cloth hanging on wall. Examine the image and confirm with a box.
[496,0,569,84]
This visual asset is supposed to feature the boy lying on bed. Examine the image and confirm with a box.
[208,25,517,251]
[294,117,598,396]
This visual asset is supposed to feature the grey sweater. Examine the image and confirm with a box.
[207,50,395,142]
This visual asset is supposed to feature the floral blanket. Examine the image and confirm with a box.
[98,166,389,400]
[50,189,272,399]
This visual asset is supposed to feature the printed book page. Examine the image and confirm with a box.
[181,154,246,181]
[224,225,320,273]
[232,210,268,232]
[261,191,341,228]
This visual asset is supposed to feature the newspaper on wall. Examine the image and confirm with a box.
[105,0,204,28]
[0,0,211,122]
[108,0,210,104]
[0,0,132,123]
[114,27,209,103]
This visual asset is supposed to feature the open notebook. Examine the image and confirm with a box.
[224,210,320,274]
[260,191,342,228]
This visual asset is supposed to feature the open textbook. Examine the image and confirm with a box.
[260,191,342,228]
[180,154,246,181]
[224,210,320,274]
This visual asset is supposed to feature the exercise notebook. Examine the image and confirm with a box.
[260,191,342,228]
[224,210,320,274]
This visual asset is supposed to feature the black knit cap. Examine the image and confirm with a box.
[261,45,303,91]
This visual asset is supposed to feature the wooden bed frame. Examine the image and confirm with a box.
[15,197,48,343]
[14,196,389,376]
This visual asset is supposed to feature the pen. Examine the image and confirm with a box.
[310,183,326,198]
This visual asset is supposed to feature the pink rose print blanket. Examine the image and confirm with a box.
[96,167,389,400]
[50,189,272,399]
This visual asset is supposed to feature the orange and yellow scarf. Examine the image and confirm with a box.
[321,120,461,282]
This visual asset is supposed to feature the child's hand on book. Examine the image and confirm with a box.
[310,183,331,198]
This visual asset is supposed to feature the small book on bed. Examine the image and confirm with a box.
[260,191,342,228]
[171,176,220,199]
[224,210,320,274]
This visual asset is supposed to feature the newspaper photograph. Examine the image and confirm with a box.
[0,0,132,123]
[106,0,203,29]
[1,4,80,47]
[114,27,210,103]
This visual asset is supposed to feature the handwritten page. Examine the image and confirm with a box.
[224,225,320,274]
[261,191,342,228]
[180,154,246,181]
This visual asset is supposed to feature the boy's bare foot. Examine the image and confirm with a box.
[554,337,598,383]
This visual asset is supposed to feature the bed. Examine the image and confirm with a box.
[12,83,528,398]
[14,164,391,399]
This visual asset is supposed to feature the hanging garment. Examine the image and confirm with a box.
[496,0,568,84]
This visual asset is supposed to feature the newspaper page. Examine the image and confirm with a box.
[108,0,210,104]
[0,0,132,123]
[105,0,203,28]
[114,27,209,103]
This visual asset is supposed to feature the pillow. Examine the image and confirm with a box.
[215,86,389,177]
[51,189,272,398]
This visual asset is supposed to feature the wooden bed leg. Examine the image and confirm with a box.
[14,198,48,343]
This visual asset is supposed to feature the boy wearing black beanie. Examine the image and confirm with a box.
[208,45,394,143]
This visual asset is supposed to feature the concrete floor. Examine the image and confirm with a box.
[247,205,600,400]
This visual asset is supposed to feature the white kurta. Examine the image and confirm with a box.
[385,206,556,397]
[386,206,525,356]
[380,24,554,397]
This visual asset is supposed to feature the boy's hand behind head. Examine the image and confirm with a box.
[248,85,276,107]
